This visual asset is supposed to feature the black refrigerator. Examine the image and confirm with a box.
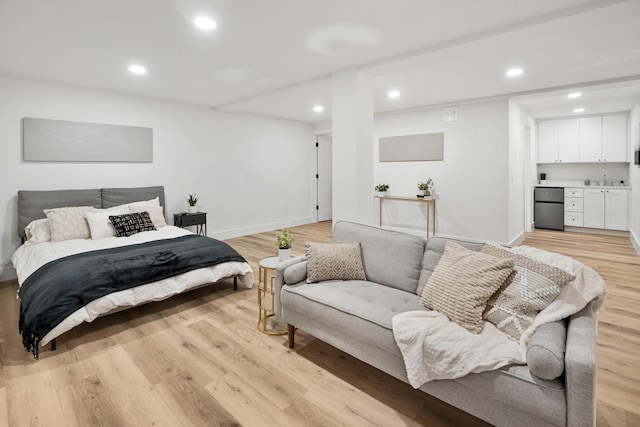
[534,187,564,231]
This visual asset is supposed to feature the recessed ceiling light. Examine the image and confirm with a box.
[573,108,585,113]
[568,92,582,99]
[388,90,401,99]
[194,16,216,30]
[506,68,523,77]
[128,64,146,75]
[313,105,324,113]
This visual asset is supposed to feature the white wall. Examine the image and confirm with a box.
[508,100,536,243]
[629,98,640,254]
[0,74,315,281]
[374,100,511,243]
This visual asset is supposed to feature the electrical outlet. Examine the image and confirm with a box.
[284,204,289,211]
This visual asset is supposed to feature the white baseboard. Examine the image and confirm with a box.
[630,230,640,257]
[0,265,17,282]
[209,216,314,241]
[509,232,525,247]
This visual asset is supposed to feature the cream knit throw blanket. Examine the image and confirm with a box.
[392,245,607,388]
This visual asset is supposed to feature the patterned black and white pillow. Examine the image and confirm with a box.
[109,212,156,237]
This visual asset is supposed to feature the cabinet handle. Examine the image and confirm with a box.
[604,159,607,162]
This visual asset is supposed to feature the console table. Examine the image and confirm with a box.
[374,195,436,239]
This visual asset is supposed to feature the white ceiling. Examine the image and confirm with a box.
[1,0,639,123]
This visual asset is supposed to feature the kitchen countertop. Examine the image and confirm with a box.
[536,180,631,190]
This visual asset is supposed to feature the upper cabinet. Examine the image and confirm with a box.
[578,117,602,162]
[603,115,627,162]
[537,114,628,163]
[538,118,579,163]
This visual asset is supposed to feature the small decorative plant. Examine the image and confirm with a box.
[375,184,390,193]
[418,178,433,191]
[186,193,199,206]
[276,229,294,249]
[539,173,546,181]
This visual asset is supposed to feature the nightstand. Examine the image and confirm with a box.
[173,212,207,236]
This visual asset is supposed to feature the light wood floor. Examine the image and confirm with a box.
[0,222,638,426]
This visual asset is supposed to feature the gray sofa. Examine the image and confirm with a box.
[274,221,596,427]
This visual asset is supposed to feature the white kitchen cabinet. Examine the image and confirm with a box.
[579,117,603,162]
[605,189,629,230]
[583,189,605,228]
[582,188,629,230]
[538,119,579,163]
[538,121,558,163]
[603,115,627,162]
[558,119,580,162]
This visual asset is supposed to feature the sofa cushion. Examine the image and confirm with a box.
[332,221,425,293]
[281,280,427,353]
[526,320,567,380]
[305,242,367,283]
[481,243,575,340]
[417,237,485,296]
[421,241,514,334]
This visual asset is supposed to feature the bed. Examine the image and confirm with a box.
[11,186,253,358]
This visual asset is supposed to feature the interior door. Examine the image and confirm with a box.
[317,134,332,222]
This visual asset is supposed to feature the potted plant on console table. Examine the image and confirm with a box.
[276,229,294,261]
[417,178,433,196]
[375,184,390,196]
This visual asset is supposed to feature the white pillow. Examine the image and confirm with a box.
[129,205,167,227]
[128,197,160,208]
[44,206,95,242]
[85,207,130,239]
[24,218,51,244]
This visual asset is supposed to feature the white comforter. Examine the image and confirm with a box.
[12,226,253,346]
[392,245,606,388]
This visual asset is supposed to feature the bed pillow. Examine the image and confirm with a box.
[305,242,367,283]
[128,197,160,208]
[44,206,95,242]
[109,212,156,237]
[24,218,51,244]
[85,207,130,239]
[480,243,575,340]
[420,241,514,334]
[129,204,167,227]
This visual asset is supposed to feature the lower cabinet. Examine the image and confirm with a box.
[583,189,629,231]
[605,189,629,230]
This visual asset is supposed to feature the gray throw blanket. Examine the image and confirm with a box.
[19,235,246,359]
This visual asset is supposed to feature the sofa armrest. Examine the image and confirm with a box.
[274,255,306,318]
[565,302,597,427]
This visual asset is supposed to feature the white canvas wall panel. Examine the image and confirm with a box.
[23,118,153,162]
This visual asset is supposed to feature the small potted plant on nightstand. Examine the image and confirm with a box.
[187,193,199,213]
[375,184,390,196]
[276,229,294,261]
[418,178,433,196]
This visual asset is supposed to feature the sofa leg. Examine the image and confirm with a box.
[287,324,295,348]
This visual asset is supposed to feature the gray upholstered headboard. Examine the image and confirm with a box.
[17,186,165,240]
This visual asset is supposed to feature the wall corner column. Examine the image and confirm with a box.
[331,68,374,225]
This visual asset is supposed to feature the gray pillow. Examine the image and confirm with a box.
[284,261,307,284]
[526,320,567,380]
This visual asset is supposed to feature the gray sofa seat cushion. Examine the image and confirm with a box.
[417,236,485,296]
[281,279,567,425]
[333,221,426,294]
[281,280,427,353]
[527,320,567,380]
